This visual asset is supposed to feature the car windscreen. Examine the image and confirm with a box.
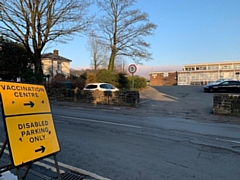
[215,82,223,85]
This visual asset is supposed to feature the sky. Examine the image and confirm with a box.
[44,0,240,79]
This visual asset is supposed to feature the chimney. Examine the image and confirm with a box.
[53,49,59,56]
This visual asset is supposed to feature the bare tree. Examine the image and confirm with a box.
[114,56,127,72]
[86,31,108,70]
[96,0,157,72]
[0,0,93,81]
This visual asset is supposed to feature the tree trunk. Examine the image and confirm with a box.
[108,48,116,72]
[33,51,43,83]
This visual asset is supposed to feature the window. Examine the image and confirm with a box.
[195,66,207,70]
[85,85,97,89]
[221,65,230,69]
[100,84,108,89]
[163,72,168,77]
[229,81,240,85]
[185,67,194,71]
[234,65,240,69]
[208,66,219,70]
[222,81,229,85]
[57,61,61,71]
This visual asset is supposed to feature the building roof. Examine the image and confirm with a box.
[149,71,177,75]
[41,50,72,62]
[183,61,240,66]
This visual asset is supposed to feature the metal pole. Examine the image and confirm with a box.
[132,74,134,90]
[54,154,62,180]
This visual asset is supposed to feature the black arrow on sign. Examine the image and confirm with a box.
[35,146,46,153]
[24,101,34,108]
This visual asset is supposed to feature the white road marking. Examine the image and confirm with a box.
[59,115,142,129]
[0,143,110,180]
[34,161,65,174]
[43,158,111,180]
[138,99,151,104]
[215,138,240,144]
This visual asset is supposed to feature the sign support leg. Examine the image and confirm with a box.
[0,138,14,173]
[16,163,32,180]
[54,154,62,180]
[0,138,7,158]
[16,167,21,180]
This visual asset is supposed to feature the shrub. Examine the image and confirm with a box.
[118,72,129,89]
[127,75,147,90]
[96,69,118,87]
[86,72,97,84]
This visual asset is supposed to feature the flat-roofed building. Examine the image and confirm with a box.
[178,61,240,85]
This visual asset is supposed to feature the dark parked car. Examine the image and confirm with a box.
[204,80,240,93]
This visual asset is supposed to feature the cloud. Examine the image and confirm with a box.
[71,66,91,70]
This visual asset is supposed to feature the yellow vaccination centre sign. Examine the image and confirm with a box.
[0,81,60,166]
[0,81,51,116]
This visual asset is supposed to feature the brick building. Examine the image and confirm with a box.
[149,71,178,86]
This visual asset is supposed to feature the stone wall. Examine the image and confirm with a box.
[47,88,139,107]
[213,94,240,116]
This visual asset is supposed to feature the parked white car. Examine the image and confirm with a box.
[83,83,119,92]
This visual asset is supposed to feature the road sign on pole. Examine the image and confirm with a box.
[128,64,137,90]
[128,64,137,74]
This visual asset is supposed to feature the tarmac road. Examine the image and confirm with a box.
[1,85,240,180]
[49,87,240,180]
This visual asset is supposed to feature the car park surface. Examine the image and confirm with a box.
[139,85,240,123]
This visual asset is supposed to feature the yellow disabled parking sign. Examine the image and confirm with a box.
[0,81,60,167]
